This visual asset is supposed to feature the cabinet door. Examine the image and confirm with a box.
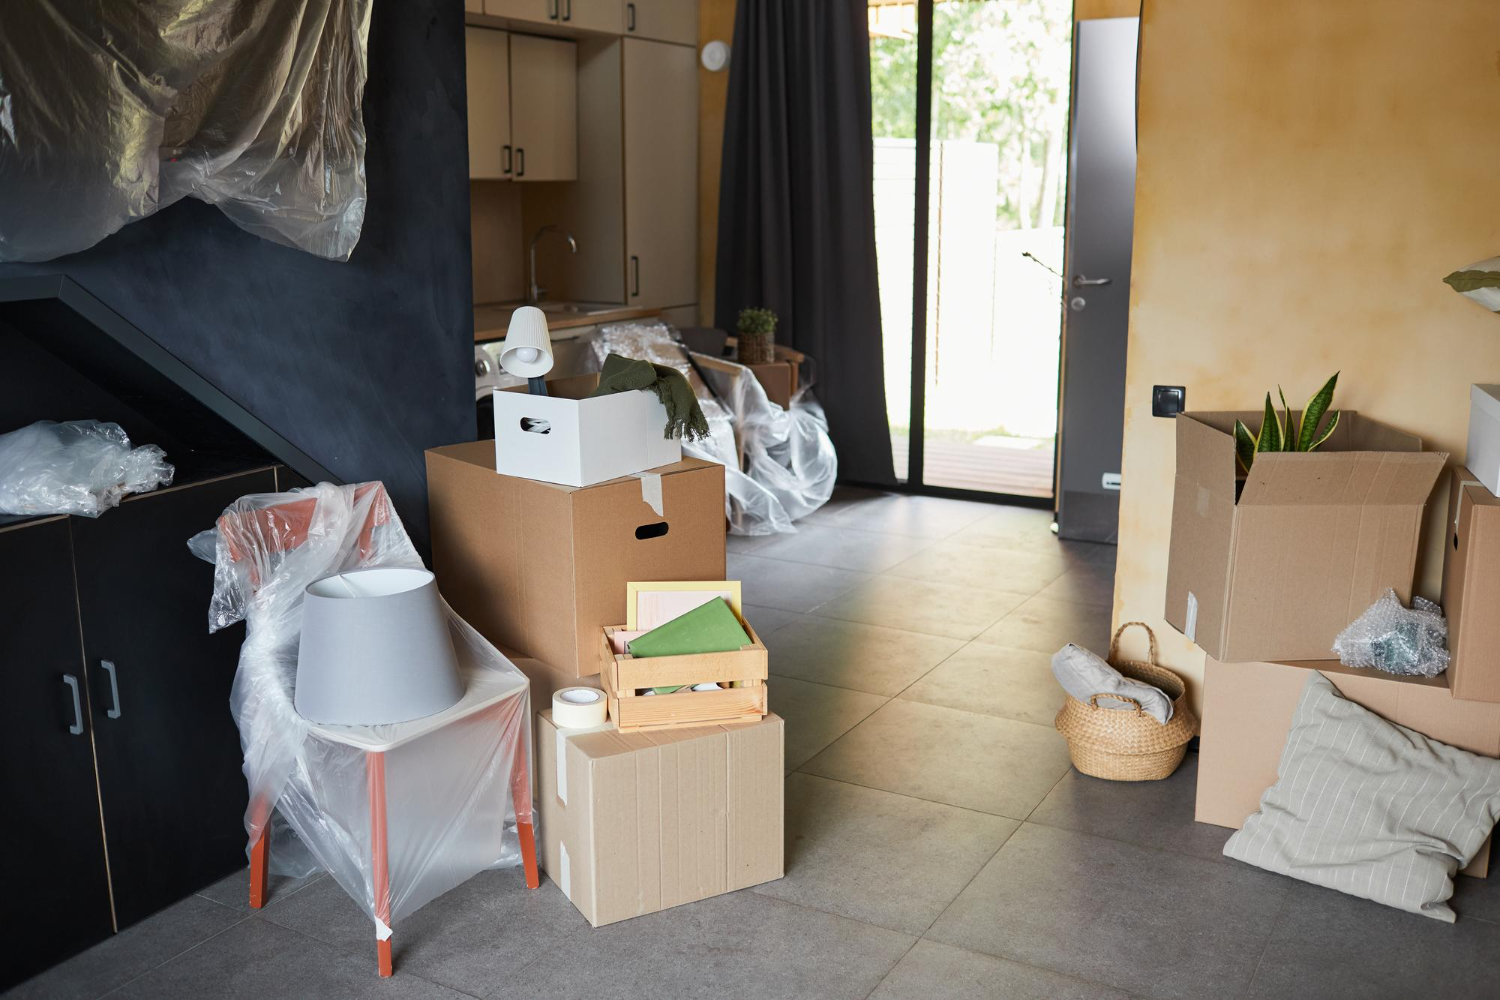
[72,470,276,929]
[467,27,513,179]
[510,34,578,182]
[625,0,696,46]
[465,0,483,14]
[0,519,115,991]
[624,37,697,308]
[484,0,561,26]
[559,0,623,33]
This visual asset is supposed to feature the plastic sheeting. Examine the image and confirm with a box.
[0,420,174,517]
[191,482,531,929]
[589,322,837,535]
[0,0,371,262]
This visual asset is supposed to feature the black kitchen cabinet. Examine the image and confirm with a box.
[72,469,275,927]
[0,518,115,987]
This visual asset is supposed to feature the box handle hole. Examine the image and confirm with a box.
[635,522,669,540]
[520,417,551,434]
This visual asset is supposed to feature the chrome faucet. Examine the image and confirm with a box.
[528,225,578,305]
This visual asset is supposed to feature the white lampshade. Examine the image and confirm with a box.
[295,568,465,726]
[500,306,555,378]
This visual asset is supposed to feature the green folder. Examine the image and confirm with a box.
[626,597,751,659]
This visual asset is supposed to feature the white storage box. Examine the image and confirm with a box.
[492,373,682,487]
[1468,384,1500,497]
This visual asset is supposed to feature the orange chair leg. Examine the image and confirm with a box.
[518,820,540,890]
[509,724,540,890]
[368,750,393,978]
[249,827,269,909]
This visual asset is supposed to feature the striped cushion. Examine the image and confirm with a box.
[1223,671,1500,922]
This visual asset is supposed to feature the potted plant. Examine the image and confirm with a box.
[1234,372,1340,473]
[736,307,778,366]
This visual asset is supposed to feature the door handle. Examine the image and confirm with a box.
[1072,274,1112,287]
[516,148,525,178]
[547,0,558,19]
[502,145,512,175]
[626,2,636,31]
[631,255,640,297]
[63,674,84,736]
[562,0,572,21]
[101,659,122,720]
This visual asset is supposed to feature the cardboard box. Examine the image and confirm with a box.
[493,372,681,488]
[599,622,769,731]
[427,443,727,675]
[1442,465,1500,702]
[1196,656,1498,877]
[1164,410,1445,662]
[507,652,599,716]
[537,710,784,926]
[745,346,804,410]
[1466,384,1500,497]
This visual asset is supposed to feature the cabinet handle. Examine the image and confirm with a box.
[101,659,122,720]
[547,0,558,19]
[562,0,572,21]
[626,2,635,31]
[516,147,525,178]
[631,255,640,297]
[502,144,512,175]
[63,674,83,736]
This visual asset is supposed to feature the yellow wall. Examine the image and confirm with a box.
[1115,0,1500,709]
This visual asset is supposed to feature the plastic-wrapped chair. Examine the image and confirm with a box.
[203,482,538,977]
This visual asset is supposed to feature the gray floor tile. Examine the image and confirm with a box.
[870,940,1131,1000]
[727,553,870,613]
[900,643,1063,726]
[1029,755,1235,864]
[741,603,809,637]
[8,895,245,1000]
[802,699,1072,818]
[195,865,326,914]
[927,823,1289,1000]
[106,917,468,999]
[768,616,965,696]
[947,507,1074,553]
[751,523,936,573]
[1034,563,1116,608]
[815,494,997,539]
[812,575,1026,640]
[798,485,896,526]
[768,676,888,770]
[503,889,914,1000]
[756,775,1017,935]
[884,540,1074,597]
[260,868,579,997]
[975,595,1112,656]
[727,531,778,554]
[1244,882,1500,1000]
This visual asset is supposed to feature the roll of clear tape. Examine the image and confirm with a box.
[553,687,608,728]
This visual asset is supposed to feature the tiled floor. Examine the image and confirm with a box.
[17,487,1500,999]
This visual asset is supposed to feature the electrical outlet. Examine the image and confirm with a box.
[1102,472,1122,491]
[1152,385,1186,418]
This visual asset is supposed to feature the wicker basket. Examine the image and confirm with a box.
[1054,622,1198,781]
[737,329,776,366]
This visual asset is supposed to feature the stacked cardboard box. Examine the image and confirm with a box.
[427,417,784,925]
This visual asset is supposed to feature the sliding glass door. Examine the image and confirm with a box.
[869,0,1073,500]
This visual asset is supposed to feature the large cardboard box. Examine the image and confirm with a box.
[1196,656,1499,876]
[1164,410,1445,662]
[427,443,727,675]
[1443,466,1500,703]
[492,373,681,488]
[536,710,784,926]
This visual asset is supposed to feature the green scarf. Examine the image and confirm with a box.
[590,353,710,442]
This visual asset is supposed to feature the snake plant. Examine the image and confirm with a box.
[1234,372,1340,474]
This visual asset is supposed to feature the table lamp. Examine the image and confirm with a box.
[501,305,553,396]
[295,567,466,726]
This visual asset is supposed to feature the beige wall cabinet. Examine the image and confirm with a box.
[466,27,513,180]
[466,0,484,13]
[483,0,559,25]
[623,38,697,309]
[623,0,697,46]
[484,0,619,32]
[510,34,578,181]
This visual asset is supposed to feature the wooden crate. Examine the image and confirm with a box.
[598,622,769,732]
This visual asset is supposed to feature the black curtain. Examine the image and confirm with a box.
[715,0,896,486]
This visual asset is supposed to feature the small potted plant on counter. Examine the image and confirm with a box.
[736,307,778,366]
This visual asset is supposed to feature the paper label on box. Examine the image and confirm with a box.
[556,729,568,805]
[1185,592,1198,642]
[559,842,572,901]
[636,472,664,516]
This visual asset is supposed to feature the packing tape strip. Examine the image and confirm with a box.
[553,687,607,729]
[636,471,665,517]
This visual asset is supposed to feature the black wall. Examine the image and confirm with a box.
[0,1,474,554]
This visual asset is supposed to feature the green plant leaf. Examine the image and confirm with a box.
[1444,270,1500,293]
[1234,419,1256,473]
[1256,392,1283,453]
[1308,409,1340,451]
[1297,371,1339,452]
[1279,387,1296,451]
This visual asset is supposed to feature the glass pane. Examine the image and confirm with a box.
[922,0,1071,495]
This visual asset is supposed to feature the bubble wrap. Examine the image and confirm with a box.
[1332,588,1450,678]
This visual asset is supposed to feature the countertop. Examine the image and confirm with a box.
[474,302,661,343]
